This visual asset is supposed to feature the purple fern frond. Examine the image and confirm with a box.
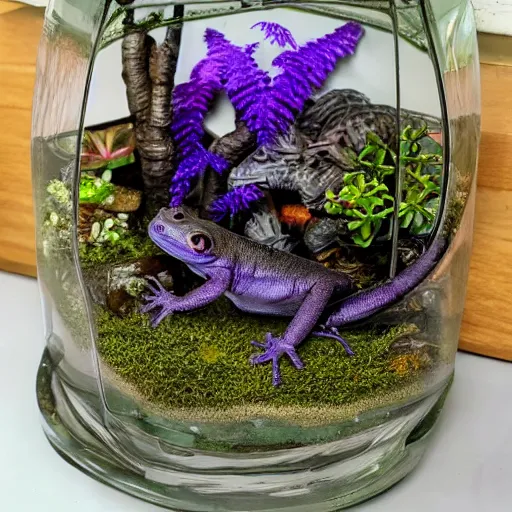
[205,23,363,146]
[209,184,264,221]
[170,29,234,205]
[244,42,260,56]
[170,146,228,207]
[271,22,364,118]
[169,22,363,207]
[251,21,298,50]
[204,29,277,145]
[204,29,293,146]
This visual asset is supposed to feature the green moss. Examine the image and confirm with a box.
[97,298,423,409]
[79,230,162,267]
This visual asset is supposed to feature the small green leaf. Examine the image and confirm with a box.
[353,233,373,248]
[401,210,414,228]
[348,220,364,231]
[351,209,366,219]
[374,207,395,219]
[361,221,372,241]
[325,203,341,215]
[101,169,112,182]
[375,148,386,166]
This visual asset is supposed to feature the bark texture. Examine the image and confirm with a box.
[200,121,257,216]
[121,25,182,209]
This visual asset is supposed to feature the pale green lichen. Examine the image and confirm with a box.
[47,179,71,208]
[126,277,147,297]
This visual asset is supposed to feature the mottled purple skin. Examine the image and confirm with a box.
[144,207,445,386]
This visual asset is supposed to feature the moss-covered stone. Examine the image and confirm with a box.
[97,297,425,410]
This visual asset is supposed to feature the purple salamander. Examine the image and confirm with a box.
[143,207,445,385]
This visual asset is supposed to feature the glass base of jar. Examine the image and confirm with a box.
[37,349,452,512]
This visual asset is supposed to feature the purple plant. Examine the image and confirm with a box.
[210,184,264,221]
[271,22,363,118]
[204,29,283,146]
[205,22,363,146]
[170,22,364,208]
[251,21,298,50]
[170,32,261,206]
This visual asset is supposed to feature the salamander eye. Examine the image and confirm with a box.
[187,233,212,253]
[173,211,185,221]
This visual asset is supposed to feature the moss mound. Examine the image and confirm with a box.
[80,229,161,267]
[97,298,423,409]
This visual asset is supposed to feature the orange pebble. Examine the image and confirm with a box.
[279,205,312,228]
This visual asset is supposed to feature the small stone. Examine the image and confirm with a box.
[304,217,348,254]
[90,222,101,240]
[101,169,112,182]
[49,212,59,226]
[397,238,427,267]
[102,185,142,213]
[106,288,136,316]
[390,335,430,355]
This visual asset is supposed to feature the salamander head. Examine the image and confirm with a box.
[149,207,219,265]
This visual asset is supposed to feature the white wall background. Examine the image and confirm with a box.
[473,0,512,35]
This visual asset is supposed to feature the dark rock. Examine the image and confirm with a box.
[83,255,200,316]
[304,217,348,254]
[244,206,298,252]
[397,237,427,268]
[107,288,136,316]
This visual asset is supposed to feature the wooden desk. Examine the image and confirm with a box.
[0,2,40,276]
[0,3,511,361]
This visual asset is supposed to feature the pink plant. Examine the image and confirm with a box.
[81,123,136,170]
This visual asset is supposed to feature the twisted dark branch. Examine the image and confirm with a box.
[122,25,182,209]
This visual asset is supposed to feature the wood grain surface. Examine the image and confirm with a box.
[0,3,41,276]
[0,3,510,360]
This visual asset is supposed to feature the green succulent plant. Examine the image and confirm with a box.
[325,172,394,248]
[89,214,130,246]
[79,173,115,205]
[325,125,443,248]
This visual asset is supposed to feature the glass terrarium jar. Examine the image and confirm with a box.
[32,0,480,510]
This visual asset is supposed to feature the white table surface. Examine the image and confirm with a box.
[1,270,511,511]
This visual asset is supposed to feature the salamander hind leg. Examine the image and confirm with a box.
[250,333,304,387]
